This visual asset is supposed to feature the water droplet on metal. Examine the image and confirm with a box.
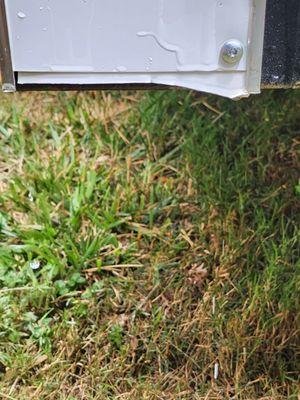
[116,66,127,72]
[17,11,26,19]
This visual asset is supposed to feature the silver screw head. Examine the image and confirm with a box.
[221,40,244,65]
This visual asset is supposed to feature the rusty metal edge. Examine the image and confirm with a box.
[0,0,16,92]
[261,82,300,89]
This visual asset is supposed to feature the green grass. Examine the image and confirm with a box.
[0,89,299,399]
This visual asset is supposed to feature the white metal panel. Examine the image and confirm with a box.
[5,0,267,98]
[18,71,247,99]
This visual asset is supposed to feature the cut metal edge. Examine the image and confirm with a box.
[247,0,267,94]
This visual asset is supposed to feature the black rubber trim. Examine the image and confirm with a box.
[262,0,300,88]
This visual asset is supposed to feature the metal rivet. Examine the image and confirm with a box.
[221,40,244,65]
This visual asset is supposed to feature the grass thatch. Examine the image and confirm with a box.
[0,90,299,399]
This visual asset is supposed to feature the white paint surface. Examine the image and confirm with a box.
[5,0,266,98]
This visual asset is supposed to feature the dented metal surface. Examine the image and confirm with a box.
[4,0,267,98]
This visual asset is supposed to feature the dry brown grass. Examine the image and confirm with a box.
[0,90,299,399]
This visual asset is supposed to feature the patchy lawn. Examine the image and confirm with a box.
[0,90,299,399]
